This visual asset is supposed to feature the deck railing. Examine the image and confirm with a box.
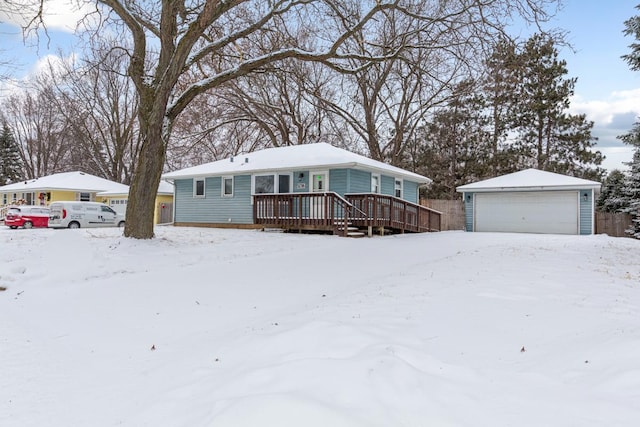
[254,192,441,235]
[346,193,441,233]
[253,192,353,236]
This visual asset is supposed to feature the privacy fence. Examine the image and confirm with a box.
[420,199,465,231]
[595,212,633,238]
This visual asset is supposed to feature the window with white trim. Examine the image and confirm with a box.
[77,192,91,202]
[254,175,275,194]
[253,174,292,194]
[278,175,291,193]
[395,179,403,198]
[194,178,205,198]
[371,173,380,193]
[222,176,234,197]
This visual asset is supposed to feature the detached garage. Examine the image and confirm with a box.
[456,169,601,235]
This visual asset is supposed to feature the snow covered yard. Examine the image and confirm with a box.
[1,226,639,427]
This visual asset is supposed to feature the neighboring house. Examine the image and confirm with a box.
[456,168,601,235]
[98,180,175,224]
[0,171,174,225]
[0,171,129,207]
[162,143,441,236]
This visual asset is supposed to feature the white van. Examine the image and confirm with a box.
[48,201,126,229]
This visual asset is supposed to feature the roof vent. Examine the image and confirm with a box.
[245,157,249,163]
[230,156,234,162]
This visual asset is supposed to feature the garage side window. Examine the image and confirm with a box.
[194,178,205,198]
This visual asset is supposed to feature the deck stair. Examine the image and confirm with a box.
[333,219,364,238]
[335,222,366,238]
[262,227,285,233]
[346,229,366,238]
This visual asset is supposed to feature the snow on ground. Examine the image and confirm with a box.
[1,226,639,426]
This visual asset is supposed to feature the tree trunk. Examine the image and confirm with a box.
[123,104,166,239]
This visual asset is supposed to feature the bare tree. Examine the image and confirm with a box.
[0,0,46,80]
[312,0,558,167]
[70,0,560,239]
[52,40,141,184]
[1,74,71,178]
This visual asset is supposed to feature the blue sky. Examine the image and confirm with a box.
[1,0,639,172]
[546,0,640,172]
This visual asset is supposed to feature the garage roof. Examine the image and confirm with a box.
[456,168,601,193]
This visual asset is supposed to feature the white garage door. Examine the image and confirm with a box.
[475,191,579,234]
[109,199,128,216]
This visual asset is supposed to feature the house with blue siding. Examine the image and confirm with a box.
[456,169,601,235]
[162,143,441,236]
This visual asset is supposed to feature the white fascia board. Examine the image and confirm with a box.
[163,161,431,184]
[456,184,601,193]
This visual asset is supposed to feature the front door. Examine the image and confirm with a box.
[311,172,327,219]
[312,173,327,192]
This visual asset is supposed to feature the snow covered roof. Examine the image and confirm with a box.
[0,171,129,193]
[456,168,602,192]
[162,143,431,184]
[97,180,174,196]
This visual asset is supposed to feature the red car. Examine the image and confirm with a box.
[4,205,50,229]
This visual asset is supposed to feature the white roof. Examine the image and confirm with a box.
[456,168,602,192]
[162,143,431,184]
[97,180,174,196]
[0,171,129,193]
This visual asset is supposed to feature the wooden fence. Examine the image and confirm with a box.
[420,199,465,231]
[595,212,633,237]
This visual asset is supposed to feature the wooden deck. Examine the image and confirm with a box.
[254,192,441,236]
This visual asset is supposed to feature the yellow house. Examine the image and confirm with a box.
[0,171,174,224]
[97,180,174,224]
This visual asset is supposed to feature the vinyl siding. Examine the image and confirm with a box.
[293,171,309,192]
[381,175,394,196]
[174,175,253,224]
[174,167,426,224]
[348,169,372,193]
[464,192,474,231]
[579,188,593,235]
[329,169,348,195]
[403,181,419,204]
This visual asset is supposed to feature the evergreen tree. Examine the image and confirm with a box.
[482,37,520,175]
[620,7,640,238]
[622,4,640,71]
[0,122,23,185]
[419,80,492,199]
[624,151,640,239]
[618,122,640,238]
[596,169,628,212]
[511,34,604,179]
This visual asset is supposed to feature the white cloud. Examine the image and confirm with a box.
[0,0,96,33]
[31,52,77,75]
[569,88,640,171]
[571,88,640,126]
[0,53,77,100]
[598,146,634,172]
